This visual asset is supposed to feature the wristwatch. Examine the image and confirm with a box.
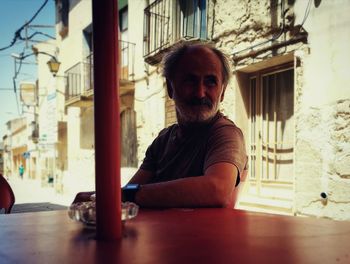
[122,183,140,202]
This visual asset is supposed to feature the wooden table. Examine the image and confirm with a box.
[1,209,349,264]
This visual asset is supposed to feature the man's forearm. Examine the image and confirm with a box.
[135,173,236,208]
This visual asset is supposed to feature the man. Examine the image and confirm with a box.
[123,43,247,208]
[19,164,24,179]
[74,43,247,208]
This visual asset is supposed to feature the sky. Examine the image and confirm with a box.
[0,0,55,139]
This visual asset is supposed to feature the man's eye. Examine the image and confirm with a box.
[205,77,217,86]
[183,76,197,84]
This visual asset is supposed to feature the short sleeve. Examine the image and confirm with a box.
[204,124,247,177]
[139,144,156,172]
[139,127,171,172]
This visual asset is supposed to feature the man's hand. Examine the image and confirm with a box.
[72,191,95,204]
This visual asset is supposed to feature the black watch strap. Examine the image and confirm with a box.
[122,184,140,202]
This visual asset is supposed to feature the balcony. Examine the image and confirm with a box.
[65,40,135,107]
[119,41,136,96]
[64,55,93,107]
[143,0,209,65]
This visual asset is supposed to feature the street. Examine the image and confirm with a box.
[8,177,74,213]
[6,167,136,213]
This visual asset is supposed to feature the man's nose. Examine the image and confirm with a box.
[193,81,206,98]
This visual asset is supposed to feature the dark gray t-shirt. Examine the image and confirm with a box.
[140,112,247,185]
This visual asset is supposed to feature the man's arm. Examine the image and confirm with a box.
[128,169,154,184]
[134,162,238,208]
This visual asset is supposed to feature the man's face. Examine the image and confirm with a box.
[168,46,225,124]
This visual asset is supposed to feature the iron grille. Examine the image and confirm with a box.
[144,0,208,64]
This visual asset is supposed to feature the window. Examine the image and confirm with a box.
[119,7,129,75]
[143,0,208,62]
[119,7,128,32]
[179,0,207,39]
[121,109,137,167]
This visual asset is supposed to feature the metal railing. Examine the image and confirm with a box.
[65,62,85,100]
[120,40,135,81]
[65,40,135,101]
[85,53,94,92]
[143,0,208,60]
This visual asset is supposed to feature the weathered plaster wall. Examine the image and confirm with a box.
[80,107,94,150]
[295,100,350,220]
[294,1,350,220]
[134,71,166,166]
[56,0,92,75]
[65,107,95,194]
[211,0,272,52]
[129,0,167,167]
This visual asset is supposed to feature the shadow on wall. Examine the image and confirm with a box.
[314,0,322,8]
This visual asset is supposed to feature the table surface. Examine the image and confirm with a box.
[1,209,350,264]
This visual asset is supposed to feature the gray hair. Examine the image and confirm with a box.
[161,42,231,88]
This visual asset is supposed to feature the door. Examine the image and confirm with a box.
[121,109,137,167]
[250,67,294,189]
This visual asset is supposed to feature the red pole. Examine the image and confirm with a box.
[92,0,121,240]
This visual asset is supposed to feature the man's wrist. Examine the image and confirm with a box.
[122,183,141,202]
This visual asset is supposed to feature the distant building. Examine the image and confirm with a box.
[2,117,28,179]
[0,141,4,175]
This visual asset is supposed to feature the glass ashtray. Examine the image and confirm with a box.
[68,200,139,226]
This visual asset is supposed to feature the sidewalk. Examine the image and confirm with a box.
[8,177,75,213]
[6,167,137,213]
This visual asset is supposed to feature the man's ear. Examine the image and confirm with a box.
[166,79,173,99]
[220,85,227,102]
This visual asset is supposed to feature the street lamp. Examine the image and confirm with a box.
[46,57,61,76]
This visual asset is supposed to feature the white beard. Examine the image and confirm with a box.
[175,99,220,124]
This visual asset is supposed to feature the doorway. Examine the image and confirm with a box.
[249,67,294,191]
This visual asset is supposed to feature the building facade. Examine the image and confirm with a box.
[2,117,34,180]
[47,0,138,195]
[30,0,350,220]
[0,141,4,175]
[128,0,350,220]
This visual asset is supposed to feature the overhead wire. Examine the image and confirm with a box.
[11,50,55,94]
[1,0,52,118]
[0,88,18,90]
[12,47,26,116]
[21,27,55,42]
[301,0,312,27]
[0,0,49,51]
[21,31,55,41]
[0,87,47,91]
[13,50,25,82]
[13,85,21,115]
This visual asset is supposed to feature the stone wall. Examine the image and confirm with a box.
[134,70,166,166]
[295,100,350,220]
[293,0,350,220]
[165,96,176,127]
[210,0,350,219]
